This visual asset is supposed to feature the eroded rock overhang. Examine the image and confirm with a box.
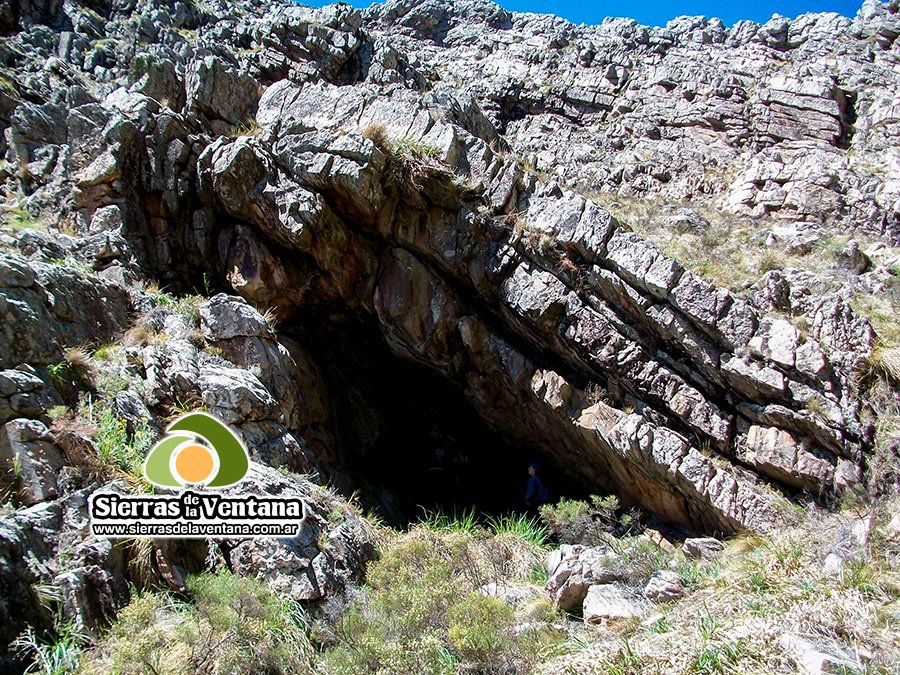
[189,78,871,534]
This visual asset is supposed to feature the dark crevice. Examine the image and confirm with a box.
[837,89,857,150]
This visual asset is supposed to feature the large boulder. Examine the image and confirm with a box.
[221,464,376,607]
[0,419,65,505]
[582,584,648,623]
[0,254,131,370]
[0,365,61,425]
[545,544,625,612]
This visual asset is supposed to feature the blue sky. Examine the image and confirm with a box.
[303,0,865,27]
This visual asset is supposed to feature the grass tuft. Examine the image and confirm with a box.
[14,622,87,675]
[486,513,548,547]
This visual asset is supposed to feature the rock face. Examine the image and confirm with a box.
[0,0,890,535]
[545,544,625,612]
[0,254,131,369]
[0,418,66,505]
[0,463,375,669]
[0,0,897,665]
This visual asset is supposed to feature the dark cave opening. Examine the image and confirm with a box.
[286,312,573,527]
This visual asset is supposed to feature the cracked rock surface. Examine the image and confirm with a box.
[0,0,897,667]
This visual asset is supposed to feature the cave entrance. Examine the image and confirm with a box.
[289,313,568,527]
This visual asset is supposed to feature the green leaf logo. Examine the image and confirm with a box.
[143,412,249,488]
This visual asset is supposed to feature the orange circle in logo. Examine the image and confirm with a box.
[175,444,215,484]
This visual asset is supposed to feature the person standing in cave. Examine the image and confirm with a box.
[524,461,549,510]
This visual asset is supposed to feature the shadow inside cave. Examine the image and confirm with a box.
[287,313,576,527]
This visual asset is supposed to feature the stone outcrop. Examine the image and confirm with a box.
[0,254,131,369]
[0,0,897,666]
[582,583,648,622]
[186,72,870,533]
[362,0,900,243]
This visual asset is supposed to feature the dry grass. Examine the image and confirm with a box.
[64,346,98,385]
[870,345,900,384]
[137,279,163,295]
[122,322,166,348]
[260,306,280,332]
[362,123,391,152]
[507,212,558,258]
[125,538,160,588]
[588,192,871,293]
[854,283,900,334]
[537,503,900,674]
[163,392,208,421]
[227,120,262,138]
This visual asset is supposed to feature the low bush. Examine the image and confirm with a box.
[91,402,155,477]
[447,594,515,667]
[80,571,316,674]
[539,495,637,545]
[321,526,559,674]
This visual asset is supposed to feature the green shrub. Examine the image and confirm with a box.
[92,403,155,477]
[842,557,886,599]
[80,572,315,674]
[539,498,591,528]
[153,293,206,325]
[609,536,673,581]
[394,137,441,160]
[366,533,468,638]
[322,527,558,674]
[486,513,548,547]
[539,495,635,545]
[689,639,748,674]
[89,591,171,674]
[447,593,515,666]
[418,506,480,534]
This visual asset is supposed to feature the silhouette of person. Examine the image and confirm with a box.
[524,461,549,509]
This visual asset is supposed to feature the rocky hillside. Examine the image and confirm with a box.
[0,0,898,672]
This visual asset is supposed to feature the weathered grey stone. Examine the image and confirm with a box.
[582,584,647,622]
[749,317,801,369]
[0,254,131,370]
[605,230,683,299]
[0,419,65,505]
[720,354,786,399]
[56,563,129,636]
[734,422,836,492]
[643,570,685,603]
[225,464,375,604]
[837,240,871,274]
[545,544,625,612]
[0,0,889,580]
[0,366,61,424]
[186,55,260,124]
[682,537,724,560]
[200,293,274,341]
[197,366,280,425]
